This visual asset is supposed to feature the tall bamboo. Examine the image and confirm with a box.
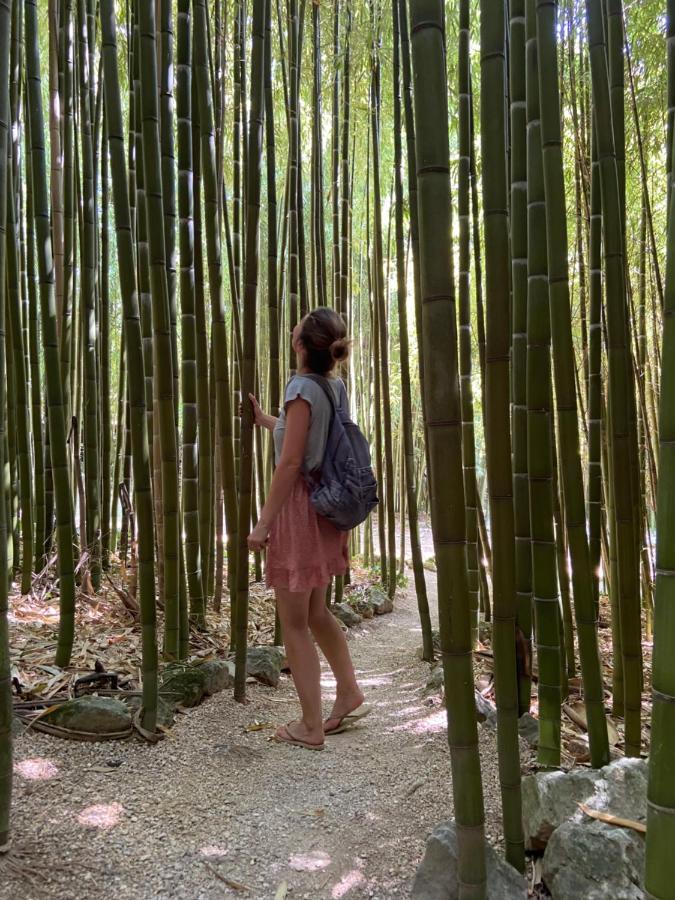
[100,0,158,732]
[410,1,486,894]
[235,0,266,701]
[0,0,12,851]
[25,0,77,668]
[480,0,525,870]
[584,0,642,757]
[137,0,181,660]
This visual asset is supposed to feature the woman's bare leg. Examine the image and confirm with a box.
[308,586,365,727]
[275,587,324,743]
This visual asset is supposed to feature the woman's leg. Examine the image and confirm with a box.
[275,587,324,743]
[308,586,365,726]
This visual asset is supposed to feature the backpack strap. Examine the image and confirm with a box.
[300,373,340,419]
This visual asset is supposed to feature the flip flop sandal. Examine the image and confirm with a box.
[273,724,325,751]
[324,704,372,736]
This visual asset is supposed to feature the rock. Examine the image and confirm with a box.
[478,621,492,643]
[425,666,444,692]
[412,819,527,899]
[522,757,648,851]
[475,692,497,726]
[353,597,375,619]
[368,586,393,615]
[199,659,235,695]
[518,712,539,749]
[522,766,601,850]
[40,697,132,736]
[332,602,363,628]
[160,665,207,708]
[542,818,644,900]
[12,715,26,736]
[246,646,284,687]
[125,695,176,729]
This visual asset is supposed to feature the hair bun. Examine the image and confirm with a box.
[330,338,350,362]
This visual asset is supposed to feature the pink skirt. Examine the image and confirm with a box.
[266,477,349,592]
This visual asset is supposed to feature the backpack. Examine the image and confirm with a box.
[301,374,379,531]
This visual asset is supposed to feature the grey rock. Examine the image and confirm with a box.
[412,819,527,900]
[246,646,284,687]
[425,666,444,692]
[478,621,492,644]
[475,692,497,726]
[368,586,393,616]
[522,766,601,850]
[518,712,539,749]
[522,757,648,851]
[12,715,27,736]
[41,697,132,736]
[199,659,235,695]
[542,818,644,900]
[353,597,375,619]
[332,602,363,628]
[160,665,207,708]
[126,695,176,729]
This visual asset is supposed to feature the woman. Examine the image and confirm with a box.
[247,308,369,750]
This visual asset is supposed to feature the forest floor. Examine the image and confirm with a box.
[2,569,518,900]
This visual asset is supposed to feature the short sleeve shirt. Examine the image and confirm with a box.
[273,374,344,472]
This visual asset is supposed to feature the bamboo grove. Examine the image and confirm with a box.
[0,0,674,895]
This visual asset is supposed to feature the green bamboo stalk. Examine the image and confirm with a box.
[393,0,433,662]
[25,0,77,668]
[584,0,642,758]
[177,0,205,626]
[234,0,266,702]
[100,0,158,732]
[137,0,181,660]
[0,0,12,851]
[100,110,112,570]
[410,2,486,894]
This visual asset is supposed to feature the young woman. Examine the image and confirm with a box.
[247,308,369,750]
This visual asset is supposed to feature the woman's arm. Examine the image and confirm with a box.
[247,397,310,549]
[248,393,278,431]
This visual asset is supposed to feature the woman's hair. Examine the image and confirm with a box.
[299,307,350,375]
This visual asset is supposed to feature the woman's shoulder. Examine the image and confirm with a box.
[284,373,325,405]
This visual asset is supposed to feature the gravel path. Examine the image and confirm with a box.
[3,575,505,900]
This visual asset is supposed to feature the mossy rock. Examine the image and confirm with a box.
[423,557,436,572]
[367,585,394,615]
[159,664,207,708]
[198,659,235,695]
[125,695,176,729]
[353,597,375,619]
[37,697,132,739]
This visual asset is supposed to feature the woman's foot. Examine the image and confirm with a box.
[273,720,324,750]
[324,689,366,734]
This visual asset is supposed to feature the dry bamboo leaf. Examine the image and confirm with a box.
[244,721,273,732]
[577,803,646,834]
[274,882,288,900]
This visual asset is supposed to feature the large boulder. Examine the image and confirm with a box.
[542,818,644,900]
[160,664,207,708]
[38,697,132,738]
[522,766,602,850]
[522,758,648,851]
[332,602,363,628]
[412,820,527,900]
[246,646,284,687]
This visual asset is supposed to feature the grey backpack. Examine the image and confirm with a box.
[302,375,379,531]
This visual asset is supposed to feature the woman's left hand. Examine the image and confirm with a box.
[247,520,270,551]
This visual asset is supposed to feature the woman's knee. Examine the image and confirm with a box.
[308,601,332,630]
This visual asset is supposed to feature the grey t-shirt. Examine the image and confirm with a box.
[273,374,344,472]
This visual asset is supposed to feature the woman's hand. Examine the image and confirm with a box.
[243,393,277,431]
[247,519,270,552]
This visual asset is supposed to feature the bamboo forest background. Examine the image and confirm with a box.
[1,0,675,895]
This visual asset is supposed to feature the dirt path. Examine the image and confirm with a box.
[4,576,504,900]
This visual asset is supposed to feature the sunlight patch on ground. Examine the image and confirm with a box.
[77,802,123,829]
[331,868,366,898]
[199,844,229,859]
[14,758,59,781]
[288,850,331,872]
[391,708,446,735]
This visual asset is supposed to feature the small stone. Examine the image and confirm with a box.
[160,664,207,708]
[246,646,285,687]
[425,666,444,692]
[474,692,497,726]
[412,819,527,899]
[368,585,394,615]
[39,696,132,737]
[332,602,363,628]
